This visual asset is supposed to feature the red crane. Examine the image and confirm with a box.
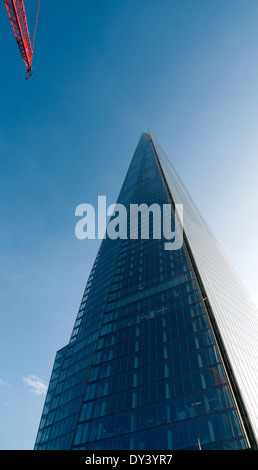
[209,368,228,389]
[3,0,40,80]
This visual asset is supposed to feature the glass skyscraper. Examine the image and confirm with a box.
[34,132,258,450]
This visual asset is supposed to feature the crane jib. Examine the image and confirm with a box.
[4,0,40,80]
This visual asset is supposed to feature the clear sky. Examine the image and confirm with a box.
[0,0,258,450]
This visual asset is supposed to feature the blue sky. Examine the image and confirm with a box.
[0,0,258,449]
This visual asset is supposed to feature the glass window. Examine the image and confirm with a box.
[177,421,188,449]
[149,427,158,449]
[187,418,198,447]
[207,414,221,442]
[175,397,186,421]
[166,400,176,423]
[157,426,167,449]
[219,412,233,440]
[197,416,210,445]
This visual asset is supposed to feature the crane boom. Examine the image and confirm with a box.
[209,368,228,388]
[4,0,33,79]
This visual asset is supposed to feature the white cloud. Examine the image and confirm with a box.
[0,378,11,388]
[22,375,47,396]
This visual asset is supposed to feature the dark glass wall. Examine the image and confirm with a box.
[35,133,248,450]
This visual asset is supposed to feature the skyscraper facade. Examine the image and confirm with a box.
[34,132,258,450]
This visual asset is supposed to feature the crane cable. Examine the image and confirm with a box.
[32,0,40,55]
